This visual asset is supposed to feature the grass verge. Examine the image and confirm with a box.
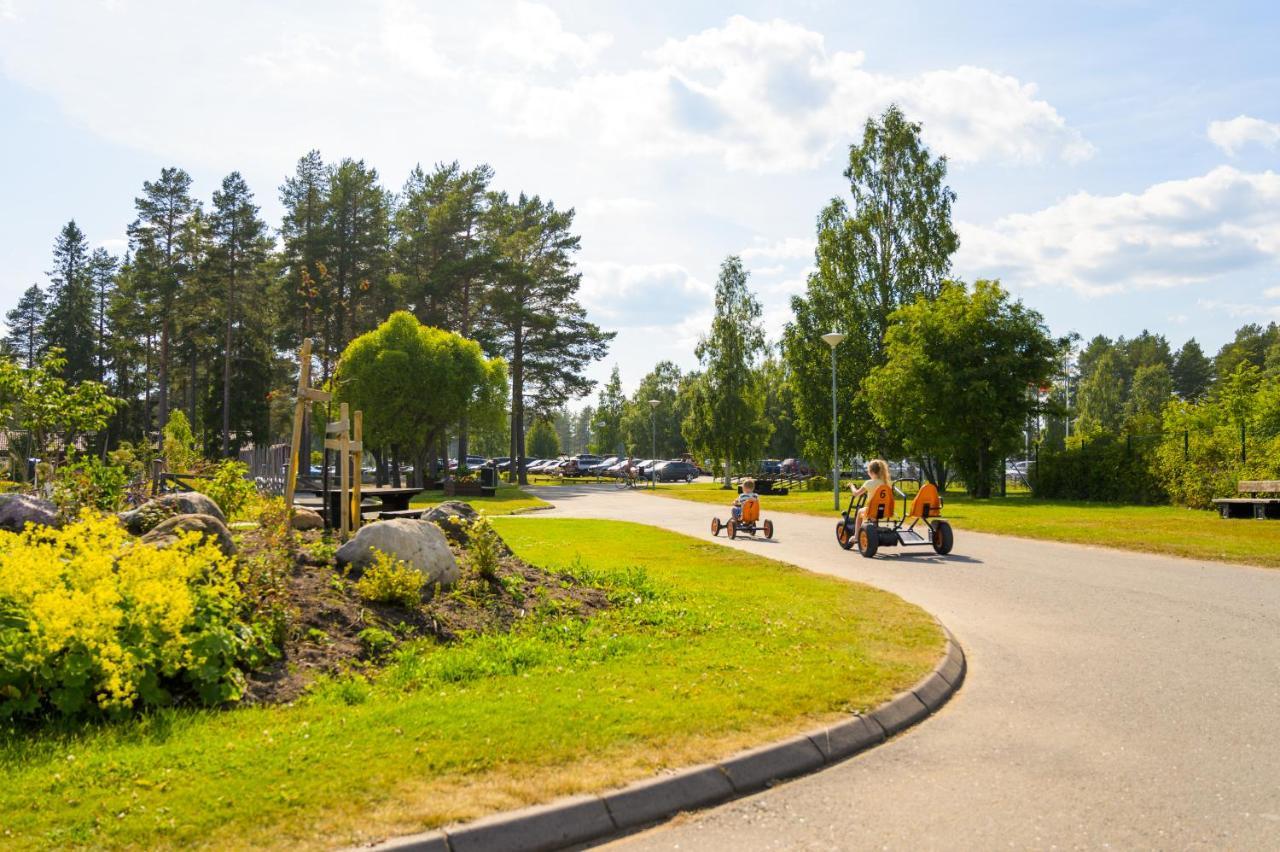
[409,483,550,514]
[0,518,940,850]
[649,482,1280,568]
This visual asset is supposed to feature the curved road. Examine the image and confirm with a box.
[525,485,1280,850]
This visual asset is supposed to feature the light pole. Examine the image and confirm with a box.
[648,399,660,489]
[822,333,846,511]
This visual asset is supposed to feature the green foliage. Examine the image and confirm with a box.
[1032,436,1166,503]
[51,454,129,519]
[682,257,772,482]
[197,459,257,520]
[1172,338,1214,400]
[0,349,119,461]
[464,516,503,581]
[590,366,626,455]
[784,105,957,467]
[357,627,396,657]
[335,311,506,462]
[1077,349,1126,435]
[355,550,425,607]
[526,417,560,458]
[621,360,689,459]
[1124,362,1173,432]
[866,280,1065,497]
[162,409,202,473]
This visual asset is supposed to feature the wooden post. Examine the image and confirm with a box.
[283,338,313,516]
[351,410,363,531]
[338,403,351,538]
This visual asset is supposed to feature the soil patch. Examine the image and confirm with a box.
[237,519,610,705]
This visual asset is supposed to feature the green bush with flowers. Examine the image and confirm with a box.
[0,513,254,719]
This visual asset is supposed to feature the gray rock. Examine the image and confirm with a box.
[0,494,59,532]
[421,501,480,546]
[140,513,237,556]
[290,507,324,531]
[120,492,226,534]
[336,519,460,587]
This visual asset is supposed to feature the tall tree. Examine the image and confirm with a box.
[784,104,957,467]
[485,192,612,483]
[4,285,47,368]
[129,167,198,432]
[1125,362,1173,431]
[1171,338,1214,400]
[209,171,271,455]
[621,360,687,459]
[526,417,560,458]
[1077,349,1127,435]
[590,366,625,455]
[866,280,1064,497]
[323,158,391,376]
[1215,322,1279,382]
[42,220,96,380]
[87,248,118,381]
[682,256,771,485]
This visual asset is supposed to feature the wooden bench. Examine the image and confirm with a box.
[1212,481,1280,519]
[377,509,425,520]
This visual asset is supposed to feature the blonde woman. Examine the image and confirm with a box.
[849,459,892,544]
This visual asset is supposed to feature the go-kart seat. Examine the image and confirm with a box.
[908,482,942,519]
[740,497,760,523]
[864,484,895,521]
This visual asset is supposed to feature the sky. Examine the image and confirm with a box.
[2,0,1279,395]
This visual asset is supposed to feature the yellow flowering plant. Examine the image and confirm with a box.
[0,512,252,719]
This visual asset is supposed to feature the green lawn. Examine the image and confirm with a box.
[649,482,1280,569]
[0,519,941,850]
[410,483,550,514]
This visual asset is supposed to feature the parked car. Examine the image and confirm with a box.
[780,458,813,476]
[588,456,620,475]
[449,455,488,471]
[758,459,782,475]
[654,461,701,482]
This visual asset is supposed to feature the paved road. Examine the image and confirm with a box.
[524,485,1280,850]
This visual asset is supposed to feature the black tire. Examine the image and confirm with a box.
[858,524,879,558]
[711,517,721,536]
[931,520,954,555]
[686,474,695,483]
[836,520,855,550]
[763,519,774,539]
[727,519,737,539]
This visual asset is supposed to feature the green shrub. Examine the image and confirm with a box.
[162,410,202,473]
[1153,397,1280,509]
[197,460,257,519]
[355,550,424,607]
[465,516,502,580]
[51,454,129,519]
[357,627,396,656]
[1031,435,1166,504]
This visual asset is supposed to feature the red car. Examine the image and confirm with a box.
[780,458,814,476]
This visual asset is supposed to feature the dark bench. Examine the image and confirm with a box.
[1212,481,1280,519]
[378,508,425,520]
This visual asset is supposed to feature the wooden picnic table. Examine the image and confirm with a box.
[308,485,423,524]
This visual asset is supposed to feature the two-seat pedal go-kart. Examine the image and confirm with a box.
[710,497,774,540]
[836,478,954,558]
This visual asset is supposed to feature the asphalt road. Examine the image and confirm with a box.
[524,484,1280,850]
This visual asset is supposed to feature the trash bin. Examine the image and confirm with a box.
[480,464,498,488]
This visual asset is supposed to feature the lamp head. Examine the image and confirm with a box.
[821,332,846,349]
[648,399,660,409]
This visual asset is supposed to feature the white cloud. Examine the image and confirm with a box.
[480,1,611,70]
[1196,298,1280,320]
[1265,285,1280,299]
[578,196,657,217]
[741,236,815,261]
[1208,115,1280,155]
[578,261,712,328]
[501,16,1092,172]
[956,166,1280,296]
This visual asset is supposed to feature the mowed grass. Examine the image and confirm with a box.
[0,519,941,850]
[409,483,550,514]
[649,481,1280,569]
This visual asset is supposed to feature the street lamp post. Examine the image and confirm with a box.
[648,399,660,489]
[822,333,846,511]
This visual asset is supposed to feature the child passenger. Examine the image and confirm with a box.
[732,478,759,520]
[849,459,892,543]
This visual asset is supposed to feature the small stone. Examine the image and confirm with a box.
[0,494,60,531]
[290,508,324,531]
[140,513,237,556]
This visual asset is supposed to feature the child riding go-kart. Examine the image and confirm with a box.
[836,477,953,558]
[711,478,774,540]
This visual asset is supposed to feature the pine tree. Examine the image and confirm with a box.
[42,220,96,380]
[129,167,198,432]
[4,284,48,368]
[485,193,613,483]
[323,158,391,375]
[210,171,271,455]
[1171,339,1214,400]
[87,248,118,381]
[590,367,625,455]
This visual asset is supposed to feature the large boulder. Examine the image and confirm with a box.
[421,501,480,546]
[0,494,59,532]
[336,519,460,587]
[140,513,237,557]
[290,507,324,531]
[120,492,226,534]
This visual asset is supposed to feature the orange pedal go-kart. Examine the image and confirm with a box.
[836,478,953,558]
[711,497,774,540]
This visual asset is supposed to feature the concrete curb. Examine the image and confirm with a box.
[368,629,965,852]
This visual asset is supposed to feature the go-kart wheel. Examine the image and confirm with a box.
[836,521,854,550]
[727,519,737,539]
[931,520,954,555]
[858,524,879,558]
[711,517,722,536]
[763,519,774,539]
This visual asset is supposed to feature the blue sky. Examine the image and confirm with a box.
[2,0,1279,393]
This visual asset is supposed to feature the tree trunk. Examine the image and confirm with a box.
[221,263,234,456]
[390,444,402,488]
[512,327,527,485]
[158,319,170,432]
